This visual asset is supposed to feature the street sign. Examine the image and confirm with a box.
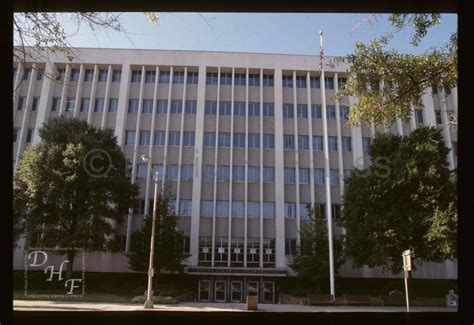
[402,249,412,271]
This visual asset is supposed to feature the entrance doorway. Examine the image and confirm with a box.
[230,281,243,302]
[263,281,275,303]
[214,280,226,302]
[246,281,259,302]
[198,280,210,301]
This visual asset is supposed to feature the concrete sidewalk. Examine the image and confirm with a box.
[13,300,457,313]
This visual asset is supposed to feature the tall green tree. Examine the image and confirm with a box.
[340,126,457,274]
[338,14,457,126]
[127,190,189,280]
[290,206,344,293]
[13,116,138,279]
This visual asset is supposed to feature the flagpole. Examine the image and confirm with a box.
[320,30,335,297]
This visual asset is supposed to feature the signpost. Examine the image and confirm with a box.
[402,249,413,312]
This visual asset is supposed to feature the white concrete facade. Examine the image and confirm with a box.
[13,48,457,280]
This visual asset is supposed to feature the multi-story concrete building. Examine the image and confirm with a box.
[13,48,457,303]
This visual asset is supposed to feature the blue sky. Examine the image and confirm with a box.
[59,13,456,56]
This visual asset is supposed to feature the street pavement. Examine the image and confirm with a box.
[13,300,457,313]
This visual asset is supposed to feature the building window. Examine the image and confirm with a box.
[342,137,352,152]
[435,110,442,124]
[17,97,25,111]
[248,102,260,117]
[179,200,192,216]
[315,169,325,185]
[247,202,260,218]
[216,166,230,182]
[313,136,323,151]
[94,98,104,112]
[444,87,451,95]
[36,69,43,80]
[201,201,213,217]
[66,97,76,112]
[202,165,215,182]
[13,128,19,143]
[325,77,334,89]
[263,202,275,219]
[167,165,179,181]
[283,104,294,118]
[343,169,352,180]
[185,100,197,114]
[187,71,198,84]
[248,134,260,149]
[340,106,350,120]
[299,168,310,184]
[328,136,338,151]
[98,69,108,82]
[128,99,139,113]
[249,74,260,86]
[234,102,245,116]
[332,204,342,220]
[135,164,147,179]
[56,68,65,81]
[171,100,182,114]
[168,131,181,146]
[154,131,165,146]
[234,73,246,86]
[338,77,347,89]
[263,167,275,183]
[216,201,229,217]
[108,98,118,112]
[181,165,194,181]
[311,105,322,118]
[233,133,246,148]
[84,69,94,82]
[263,134,274,149]
[284,203,296,219]
[362,137,371,153]
[203,132,216,147]
[298,135,309,150]
[51,97,60,111]
[125,130,136,145]
[112,70,121,82]
[131,70,142,83]
[157,71,169,83]
[173,71,185,84]
[70,68,79,81]
[139,130,151,146]
[220,72,232,85]
[151,164,164,181]
[232,202,245,217]
[145,70,156,83]
[284,168,296,184]
[140,99,152,113]
[205,101,217,115]
[247,167,260,183]
[282,75,293,88]
[330,169,338,185]
[157,99,168,114]
[432,85,438,94]
[310,76,320,88]
[285,239,297,256]
[80,98,90,112]
[326,105,337,119]
[233,166,245,182]
[26,129,33,143]
[296,76,307,88]
[297,104,308,118]
[31,97,38,111]
[206,72,218,85]
[263,74,274,87]
[315,203,326,218]
[219,101,232,115]
[300,203,310,220]
[22,68,32,80]
[218,133,231,148]
[183,131,195,147]
[263,103,274,117]
[415,109,424,124]
[284,135,295,150]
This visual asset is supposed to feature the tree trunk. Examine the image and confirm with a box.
[66,250,76,280]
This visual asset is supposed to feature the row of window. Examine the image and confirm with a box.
[49,97,119,113]
[282,76,346,89]
[13,128,34,143]
[128,99,197,114]
[125,130,195,146]
[415,108,446,125]
[202,165,275,183]
[135,164,193,181]
[284,168,351,185]
[283,104,350,120]
[56,68,122,82]
[283,135,352,152]
[204,101,274,117]
[202,132,275,149]
[130,71,198,84]
[14,68,43,81]
[206,73,273,86]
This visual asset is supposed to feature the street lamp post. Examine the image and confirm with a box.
[142,154,160,309]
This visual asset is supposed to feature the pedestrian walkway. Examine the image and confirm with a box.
[13,300,457,312]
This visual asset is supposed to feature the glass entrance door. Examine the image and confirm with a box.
[231,281,243,302]
[198,280,210,301]
[263,281,275,303]
[214,280,226,302]
[246,281,259,302]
